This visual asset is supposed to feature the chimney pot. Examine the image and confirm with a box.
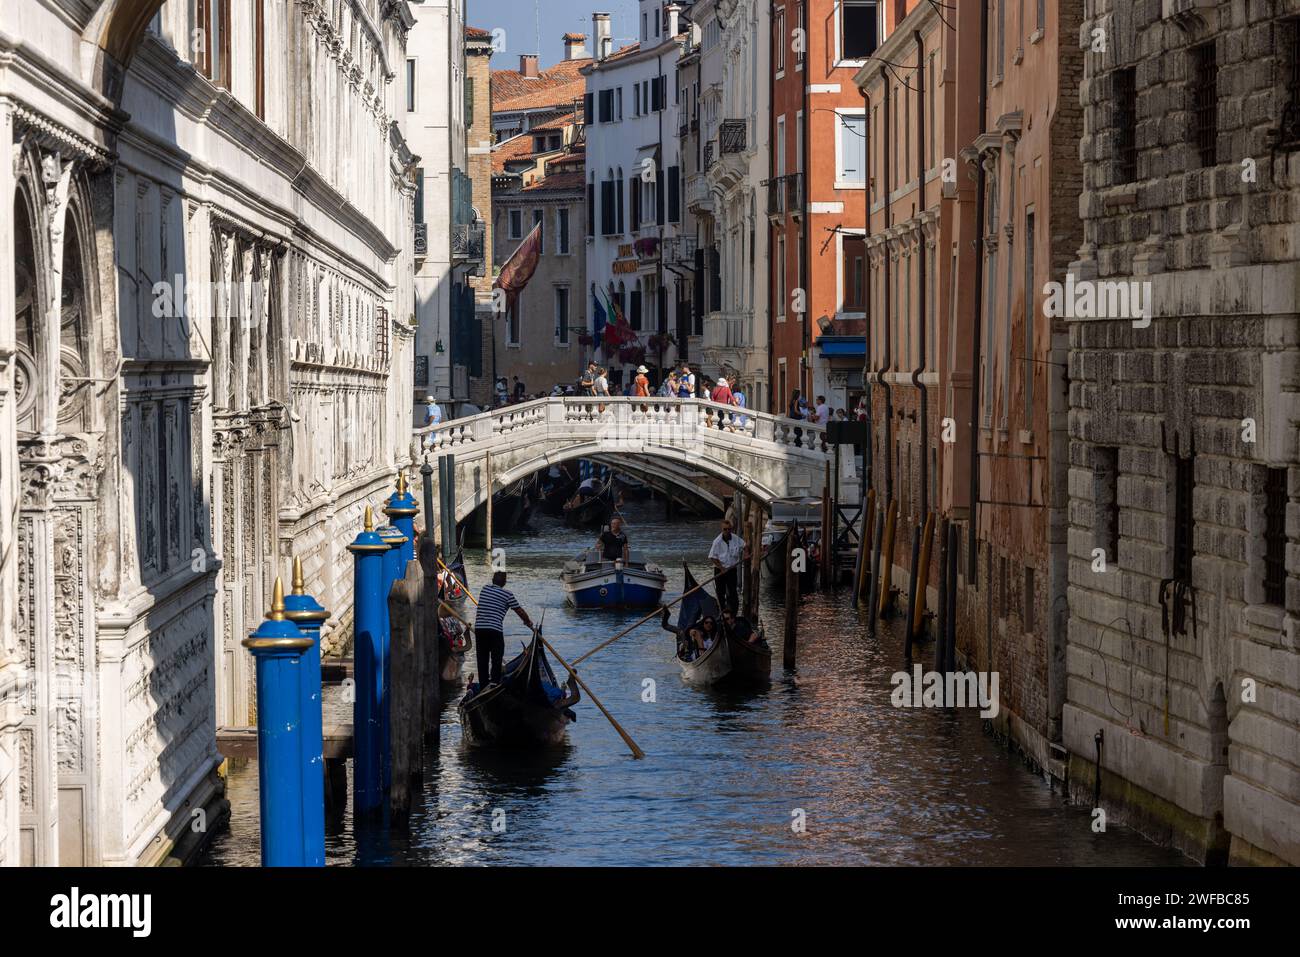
[520,53,539,77]
[593,12,612,61]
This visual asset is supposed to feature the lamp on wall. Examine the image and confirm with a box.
[816,315,834,336]
[435,338,446,354]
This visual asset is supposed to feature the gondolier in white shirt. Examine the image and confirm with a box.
[707,518,749,615]
[473,572,535,687]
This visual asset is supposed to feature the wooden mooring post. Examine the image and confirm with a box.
[485,450,493,553]
[820,461,833,587]
[782,522,799,669]
[387,559,438,821]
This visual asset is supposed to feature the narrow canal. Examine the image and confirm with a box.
[203,499,1187,866]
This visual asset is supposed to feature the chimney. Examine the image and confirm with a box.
[593,12,612,61]
[665,3,681,37]
[519,54,539,78]
[563,32,588,60]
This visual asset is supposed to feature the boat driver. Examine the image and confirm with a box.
[597,516,630,563]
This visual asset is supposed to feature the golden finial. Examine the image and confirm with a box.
[292,556,305,595]
[397,471,407,495]
[269,577,286,621]
[364,505,374,531]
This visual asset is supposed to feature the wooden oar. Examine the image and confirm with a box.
[437,600,645,760]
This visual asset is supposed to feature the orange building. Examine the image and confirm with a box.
[766,0,876,417]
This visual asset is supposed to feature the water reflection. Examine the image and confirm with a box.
[203,498,1188,867]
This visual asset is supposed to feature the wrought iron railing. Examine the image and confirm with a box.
[451,222,485,263]
[703,141,715,171]
[719,119,746,154]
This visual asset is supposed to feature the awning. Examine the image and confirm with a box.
[815,336,865,357]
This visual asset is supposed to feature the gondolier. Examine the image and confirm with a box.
[708,518,748,615]
[474,572,534,687]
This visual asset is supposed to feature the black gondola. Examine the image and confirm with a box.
[562,475,613,529]
[458,630,579,748]
[539,467,577,515]
[761,523,820,591]
[675,565,771,686]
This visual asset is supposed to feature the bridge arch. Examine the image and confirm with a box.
[410,396,855,530]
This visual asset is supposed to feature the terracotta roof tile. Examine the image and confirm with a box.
[465,26,491,39]
[491,135,535,175]
[490,57,592,109]
[522,170,585,192]
[495,77,586,114]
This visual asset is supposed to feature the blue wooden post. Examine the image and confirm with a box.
[347,506,388,815]
[242,577,312,867]
[384,471,419,566]
[283,556,329,866]
[376,522,408,794]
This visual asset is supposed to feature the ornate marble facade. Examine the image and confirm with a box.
[0,0,417,866]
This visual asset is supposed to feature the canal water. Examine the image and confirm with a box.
[203,498,1187,866]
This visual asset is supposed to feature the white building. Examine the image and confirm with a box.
[582,5,686,389]
[401,0,483,418]
[0,0,416,866]
[687,0,769,408]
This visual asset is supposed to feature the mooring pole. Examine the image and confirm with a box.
[445,452,457,552]
[437,455,453,554]
[385,471,419,566]
[904,525,921,660]
[911,512,935,643]
[243,577,312,866]
[867,506,884,639]
[375,522,408,796]
[877,498,899,619]
[347,507,387,816]
[485,450,494,553]
[935,517,950,679]
[420,456,436,554]
[853,488,876,609]
[945,521,959,677]
[783,521,799,669]
[283,557,329,867]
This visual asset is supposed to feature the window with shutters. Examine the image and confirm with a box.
[465,77,475,127]
[555,287,570,344]
[584,92,593,124]
[667,166,680,223]
[630,175,641,228]
[600,180,615,235]
[630,287,642,330]
[508,209,522,240]
[599,89,614,122]
[775,7,786,74]
[405,58,416,111]
[197,0,232,89]
[587,178,595,236]
[557,208,570,255]
[616,176,625,233]
[836,111,866,187]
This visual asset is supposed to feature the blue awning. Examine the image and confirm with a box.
[815,336,865,357]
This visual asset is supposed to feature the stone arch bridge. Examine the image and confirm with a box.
[411,397,859,528]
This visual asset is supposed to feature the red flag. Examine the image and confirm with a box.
[494,222,542,304]
[604,295,635,347]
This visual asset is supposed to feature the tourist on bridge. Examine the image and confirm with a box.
[708,518,749,615]
[580,361,598,395]
[814,395,830,424]
[424,395,442,427]
[679,364,696,396]
[513,376,526,401]
[634,365,651,397]
[660,370,679,398]
[473,571,535,688]
[597,515,631,563]
[732,383,748,430]
[710,375,733,405]
[787,389,806,420]
[495,377,509,406]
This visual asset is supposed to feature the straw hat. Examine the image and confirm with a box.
[637,365,649,373]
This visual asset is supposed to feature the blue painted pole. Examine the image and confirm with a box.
[384,470,419,567]
[347,506,388,815]
[242,577,312,867]
[283,556,330,866]
[375,522,408,795]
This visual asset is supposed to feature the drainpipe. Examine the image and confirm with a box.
[768,0,778,413]
[967,0,990,580]
[880,65,893,505]
[801,9,812,402]
[913,29,929,521]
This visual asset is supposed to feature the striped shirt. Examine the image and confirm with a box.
[474,584,521,631]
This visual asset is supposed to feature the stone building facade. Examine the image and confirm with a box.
[0,0,416,866]
[1068,0,1300,865]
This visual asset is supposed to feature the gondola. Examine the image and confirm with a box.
[675,566,733,685]
[539,467,577,516]
[614,473,652,501]
[724,616,771,683]
[492,481,527,533]
[561,548,667,608]
[439,542,470,612]
[458,630,579,748]
[437,615,472,682]
[562,475,613,529]
[516,473,539,530]
[761,523,821,591]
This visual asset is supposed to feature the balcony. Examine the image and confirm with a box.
[414,222,428,258]
[451,222,485,265]
[703,313,749,350]
[686,173,713,213]
[719,119,747,154]
[662,236,697,265]
[766,172,804,218]
[703,141,715,172]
